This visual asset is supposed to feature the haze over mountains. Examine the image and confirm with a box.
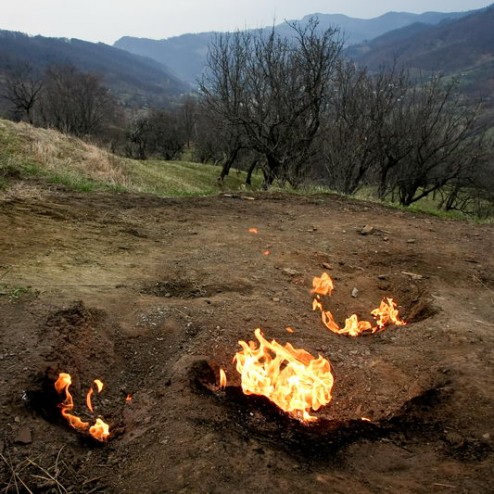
[0,5,492,107]
[114,10,471,85]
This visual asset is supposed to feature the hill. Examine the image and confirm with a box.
[0,119,258,196]
[347,5,494,101]
[114,10,468,85]
[0,30,190,107]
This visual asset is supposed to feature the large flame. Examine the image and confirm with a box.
[312,273,406,336]
[54,372,110,442]
[234,328,334,422]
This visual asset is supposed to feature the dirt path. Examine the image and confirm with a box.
[1,189,493,493]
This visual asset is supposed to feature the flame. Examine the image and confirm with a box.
[89,418,110,442]
[371,297,406,330]
[86,379,104,413]
[248,227,258,234]
[234,328,334,422]
[54,372,110,442]
[311,272,334,296]
[219,368,227,389]
[125,393,133,403]
[311,273,406,336]
[263,250,271,256]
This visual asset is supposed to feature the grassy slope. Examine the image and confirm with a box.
[1,119,491,222]
[0,119,260,197]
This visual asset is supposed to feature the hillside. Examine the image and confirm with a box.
[0,119,257,197]
[114,10,467,86]
[348,5,494,101]
[0,30,190,107]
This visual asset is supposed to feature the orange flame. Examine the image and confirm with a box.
[219,368,227,389]
[311,272,334,296]
[234,328,334,422]
[89,418,110,442]
[54,372,110,442]
[263,250,271,256]
[371,297,406,330]
[125,393,133,403]
[248,227,258,234]
[311,273,406,336]
[86,379,104,413]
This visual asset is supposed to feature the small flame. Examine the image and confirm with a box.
[248,228,258,234]
[311,272,334,296]
[54,372,110,442]
[86,379,104,413]
[312,273,406,336]
[125,393,133,403]
[219,368,227,389]
[371,297,406,330]
[89,418,110,442]
[234,328,334,422]
[263,250,271,256]
[285,327,294,333]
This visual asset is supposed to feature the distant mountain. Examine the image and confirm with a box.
[0,30,190,107]
[347,5,494,101]
[114,10,468,85]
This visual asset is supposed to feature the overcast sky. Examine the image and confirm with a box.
[1,1,492,45]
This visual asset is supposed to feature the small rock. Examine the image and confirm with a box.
[360,225,375,236]
[322,262,332,270]
[272,297,280,302]
[406,239,416,244]
[402,271,423,280]
[282,268,299,276]
[445,431,464,447]
[351,287,359,298]
[383,236,389,242]
[14,427,32,445]
[378,274,387,280]
[482,433,490,440]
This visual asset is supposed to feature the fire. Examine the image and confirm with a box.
[311,272,334,296]
[219,368,227,389]
[234,328,334,422]
[86,379,104,413]
[248,227,258,234]
[312,272,406,336]
[371,297,406,330]
[54,372,110,442]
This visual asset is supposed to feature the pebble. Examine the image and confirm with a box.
[14,427,32,445]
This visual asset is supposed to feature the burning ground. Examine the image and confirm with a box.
[0,189,493,493]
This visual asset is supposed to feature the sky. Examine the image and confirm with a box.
[1,1,492,45]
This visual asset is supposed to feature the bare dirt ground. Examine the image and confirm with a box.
[0,187,493,493]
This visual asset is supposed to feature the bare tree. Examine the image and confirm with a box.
[2,62,43,123]
[200,18,343,188]
[39,65,116,137]
[386,75,485,206]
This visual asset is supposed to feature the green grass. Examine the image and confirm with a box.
[0,118,492,221]
[0,119,263,197]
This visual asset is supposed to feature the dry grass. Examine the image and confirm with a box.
[0,119,260,199]
[16,123,131,187]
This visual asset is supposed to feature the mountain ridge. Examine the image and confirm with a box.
[114,10,471,85]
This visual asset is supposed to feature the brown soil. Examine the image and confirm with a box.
[0,188,493,493]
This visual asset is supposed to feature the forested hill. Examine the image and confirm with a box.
[0,30,190,106]
[347,5,494,101]
[114,10,467,85]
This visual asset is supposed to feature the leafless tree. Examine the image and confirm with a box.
[200,18,343,188]
[2,62,43,124]
[39,65,116,137]
[385,75,486,206]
